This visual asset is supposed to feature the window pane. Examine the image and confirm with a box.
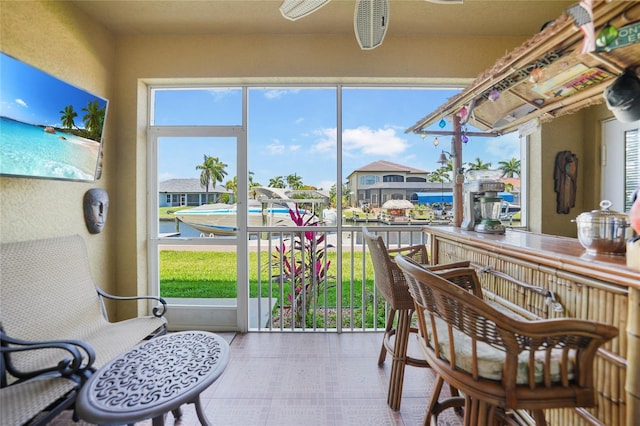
[342,88,460,210]
[157,136,237,238]
[248,87,337,227]
[625,128,640,212]
[341,87,522,226]
[152,88,242,125]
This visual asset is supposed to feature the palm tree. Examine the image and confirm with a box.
[268,176,286,188]
[224,176,237,203]
[428,167,451,183]
[467,157,492,171]
[498,158,521,178]
[59,105,78,129]
[81,100,106,141]
[286,173,303,190]
[196,155,228,204]
[248,171,261,199]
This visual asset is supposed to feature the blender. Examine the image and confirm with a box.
[475,194,505,233]
[461,170,506,234]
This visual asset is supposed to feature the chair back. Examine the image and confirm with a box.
[362,227,414,310]
[396,254,618,412]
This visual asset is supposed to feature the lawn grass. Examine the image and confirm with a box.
[160,250,375,307]
[160,246,391,328]
[159,206,190,220]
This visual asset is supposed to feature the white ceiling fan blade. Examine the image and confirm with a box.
[280,0,331,21]
[354,0,389,50]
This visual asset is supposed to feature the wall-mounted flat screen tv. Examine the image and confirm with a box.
[0,52,108,182]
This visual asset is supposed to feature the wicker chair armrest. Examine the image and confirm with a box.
[95,287,167,318]
[396,254,482,297]
[1,329,95,385]
[387,244,428,264]
[426,260,471,271]
[431,266,484,297]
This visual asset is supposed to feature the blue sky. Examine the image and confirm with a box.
[155,87,520,191]
[0,53,108,128]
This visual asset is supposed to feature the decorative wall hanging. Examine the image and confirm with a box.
[84,188,109,234]
[0,52,108,182]
[554,150,578,214]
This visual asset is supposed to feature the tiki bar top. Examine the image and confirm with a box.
[423,226,639,289]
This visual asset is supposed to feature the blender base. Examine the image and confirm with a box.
[474,221,505,234]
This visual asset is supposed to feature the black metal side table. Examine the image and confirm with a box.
[76,331,230,426]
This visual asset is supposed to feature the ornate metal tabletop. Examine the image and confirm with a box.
[76,331,229,426]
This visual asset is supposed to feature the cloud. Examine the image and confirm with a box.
[484,134,520,161]
[267,141,286,154]
[264,89,300,100]
[294,117,304,124]
[206,88,237,102]
[158,172,176,181]
[312,128,337,153]
[266,139,301,155]
[15,98,27,108]
[343,126,409,156]
[316,180,336,191]
[311,126,409,158]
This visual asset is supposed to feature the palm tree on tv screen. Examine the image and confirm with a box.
[59,105,78,130]
[82,100,106,141]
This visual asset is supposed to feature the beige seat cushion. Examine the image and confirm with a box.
[425,303,575,385]
[0,376,77,426]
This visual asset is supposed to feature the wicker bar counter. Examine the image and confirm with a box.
[423,226,639,426]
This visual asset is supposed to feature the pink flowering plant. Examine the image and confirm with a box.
[271,204,334,327]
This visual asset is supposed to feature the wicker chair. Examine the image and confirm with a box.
[396,254,619,426]
[362,228,471,410]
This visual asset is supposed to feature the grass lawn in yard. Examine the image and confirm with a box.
[160,250,373,301]
[160,249,382,327]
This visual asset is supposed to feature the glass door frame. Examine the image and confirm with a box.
[147,122,249,332]
[602,119,640,212]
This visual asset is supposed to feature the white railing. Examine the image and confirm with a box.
[248,225,429,332]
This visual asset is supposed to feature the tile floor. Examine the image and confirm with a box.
[52,332,463,425]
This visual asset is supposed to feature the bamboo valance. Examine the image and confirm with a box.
[407,1,640,135]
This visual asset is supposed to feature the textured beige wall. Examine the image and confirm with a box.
[537,105,616,238]
[539,113,585,237]
[0,2,117,296]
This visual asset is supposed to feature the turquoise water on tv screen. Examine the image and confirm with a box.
[0,117,99,181]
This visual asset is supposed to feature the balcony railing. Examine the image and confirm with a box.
[248,225,429,332]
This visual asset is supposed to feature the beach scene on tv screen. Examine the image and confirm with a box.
[0,52,107,181]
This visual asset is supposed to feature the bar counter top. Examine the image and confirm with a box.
[423,226,639,289]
